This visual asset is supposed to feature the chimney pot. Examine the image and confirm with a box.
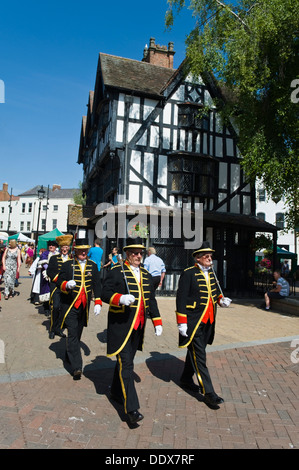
[142,37,175,68]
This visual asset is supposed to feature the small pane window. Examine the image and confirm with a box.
[257,212,266,221]
[276,213,284,229]
[178,103,209,130]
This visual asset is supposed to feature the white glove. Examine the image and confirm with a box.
[42,270,49,280]
[94,304,102,316]
[178,323,188,337]
[119,294,135,306]
[219,297,232,307]
[66,280,76,290]
[155,325,163,336]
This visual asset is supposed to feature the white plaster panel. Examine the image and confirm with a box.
[144,152,154,185]
[163,103,172,124]
[219,162,227,189]
[142,186,153,205]
[130,150,141,182]
[231,163,240,192]
[144,98,157,119]
[128,122,141,141]
[215,136,223,158]
[117,93,125,116]
[150,125,159,148]
[116,120,124,143]
[158,154,168,186]
[163,127,171,149]
[230,195,240,213]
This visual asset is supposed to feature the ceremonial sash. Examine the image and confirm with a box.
[200,297,214,324]
[133,296,145,330]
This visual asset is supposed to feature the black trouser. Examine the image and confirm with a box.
[181,320,216,396]
[111,326,143,413]
[64,304,85,372]
[152,276,161,290]
[50,288,64,333]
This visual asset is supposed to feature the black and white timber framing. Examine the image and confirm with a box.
[78,47,277,295]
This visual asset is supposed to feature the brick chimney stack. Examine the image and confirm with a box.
[52,184,61,191]
[142,37,175,69]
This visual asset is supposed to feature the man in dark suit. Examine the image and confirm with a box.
[101,238,163,424]
[176,241,231,408]
[57,238,102,380]
[47,234,73,339]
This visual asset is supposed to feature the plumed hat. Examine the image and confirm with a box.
[56,234,73,247]
[192,241,215,257]
[123,237,146,251]
[73,238,91,250]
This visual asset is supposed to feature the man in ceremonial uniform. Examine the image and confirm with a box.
[38,240,59,311]
[101,238,163,424]
[47,234,73,339]
[57,238,102,380]
[176,241,231,408]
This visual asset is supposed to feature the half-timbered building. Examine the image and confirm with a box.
[78,38,277,295]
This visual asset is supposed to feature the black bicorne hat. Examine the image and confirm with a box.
[192,241,215,257]
[73,238,91,250]
[123,237,146,251]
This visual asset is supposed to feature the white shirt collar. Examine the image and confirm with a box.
[130,264,140,281]
[197,263,210,272]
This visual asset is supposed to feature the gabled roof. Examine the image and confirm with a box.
[98,53,176,97]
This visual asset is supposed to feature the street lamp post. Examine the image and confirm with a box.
[35,185,45,258]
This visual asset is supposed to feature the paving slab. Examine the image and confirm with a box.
[0,264,298,449]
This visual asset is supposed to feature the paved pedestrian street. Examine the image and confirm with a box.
[0,264,298,449]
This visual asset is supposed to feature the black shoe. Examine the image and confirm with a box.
[203,393,224,407]
[180,379,200,393]
[73,370,82,380]
[127,410,144,424]
[55,329,66,338]
[49,331,55,339]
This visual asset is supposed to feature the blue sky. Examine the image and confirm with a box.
[0,0,195,196]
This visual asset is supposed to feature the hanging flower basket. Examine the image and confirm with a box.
[128,222,149,239]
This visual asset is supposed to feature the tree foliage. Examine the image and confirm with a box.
[166,0,299,230]
[73,181,86,205]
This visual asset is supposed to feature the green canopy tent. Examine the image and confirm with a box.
[8,232,35,243]
[276,247,297,274]
[37,228,64,253]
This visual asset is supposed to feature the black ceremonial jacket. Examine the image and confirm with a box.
[101,261,162,357]
[47,253,71,297]
[57,258,102,328]
[176,264,222,348]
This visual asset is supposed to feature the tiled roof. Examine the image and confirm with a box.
[18,186,77,199]
[99,53,176,97]
[68,204,95,226]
